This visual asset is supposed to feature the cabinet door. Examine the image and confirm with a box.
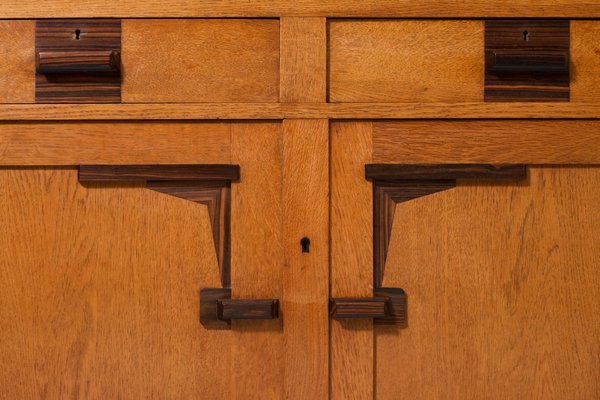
[331,121,600,399]
[0,122,284,399]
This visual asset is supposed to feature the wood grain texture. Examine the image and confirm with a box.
[373,120,600,164]
[37,50,120,74]
[0,121,231,165]
[485,20,570,102]
[330,298,386,319]
[0,168,231,398]
[4,102,600,120]
[230,122,284,399]
[330,121,374,399]
[122,19,279,103]
[0,21,35,103]
[200,287,232,329]
[280,18,326,103]
[36,20,121,103]
[571,21,600,103]
[2,0,600,17]
[78,164,240,182]
[282,119,329,399]
[218,299,279,320]
[329,20,484,103]
[377,167,600,398]
[146,181,232,287]
[366,164,527,181]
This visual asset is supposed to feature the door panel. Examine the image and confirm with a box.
[378,167,600,399]
[331,121,600,399]
[0,123,286,399]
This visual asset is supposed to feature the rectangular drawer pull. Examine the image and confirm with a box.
[217,299,280,320]
[37,50,120,74]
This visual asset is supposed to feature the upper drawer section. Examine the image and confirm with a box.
[122,19,279,103]
[0,19,279,103]
[328,20,600,103]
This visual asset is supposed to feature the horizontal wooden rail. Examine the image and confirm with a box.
[1,103,600,121]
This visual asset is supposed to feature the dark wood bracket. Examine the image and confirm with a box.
[341,164,529,327]
[36,19,122,103]
[200,288,280,329]
[484,20,570,102]
[78,164,239,288]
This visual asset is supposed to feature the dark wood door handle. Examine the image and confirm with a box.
[487,50,568,73]
[330,288,407,326]
[201,288,279,329]
[36,50,121,73]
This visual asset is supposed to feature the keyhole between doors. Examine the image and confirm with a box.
[300,237,311,253]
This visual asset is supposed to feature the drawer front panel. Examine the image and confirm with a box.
[121,19,280,103]
[329,20,600,103]
[0,19,280,104]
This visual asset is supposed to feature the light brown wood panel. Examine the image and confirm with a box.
[122,19,279,103]
[3,103,600,120]
[572,22,600,103]
[0,121,231,165]
[329,20,484,103]
[0,21,34,103]
[2,0,600,17]
[282,119,329,399]
[330,121,374,399]
[230,122,284,399]
[373,120,600,164]
[280,18,326,102]
[0,168,230,398]
[377,167,600,399]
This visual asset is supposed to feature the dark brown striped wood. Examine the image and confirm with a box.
[329,298,387,319]
[79,165,240,182]
[366,164,528,289]
[485,20,570,102]
[37,50,120,73]
[36,19,121,103]
[79,164,239,288]
[218,299,280,320]
[200,288,232,329]
[374,287,407,327]
[366,164,527,182]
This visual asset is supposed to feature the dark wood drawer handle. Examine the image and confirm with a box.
[488,50,568,73]
[201,288,279,329]
[330,288,406,326]
[36,50,121,73]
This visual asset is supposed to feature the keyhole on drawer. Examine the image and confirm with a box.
[74,29,81,40]
[300,237,311,253]
[523,30,529,41]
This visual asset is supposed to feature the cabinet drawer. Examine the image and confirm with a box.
[0,19,279,104]
[328,20,600,103]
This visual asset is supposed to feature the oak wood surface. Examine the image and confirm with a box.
[0,168,230,398]
[330,121,375,399]
[4,103,600,120]
[377,167,600,398]
[0,21,35,103]
[0,121,232,165]
[282,119,329,399]
[329,20,484,103]
[280,18,326,103]
[2,0,600,18]
[372,120,600,164]
[122,19,279,103]
[571,21,600,102]
[230,122,284,399]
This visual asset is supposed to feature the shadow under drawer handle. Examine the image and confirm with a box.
[36,50,121,73]
[488,50,568,73]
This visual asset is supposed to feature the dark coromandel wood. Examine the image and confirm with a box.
[79,164,239,288]
[360,164,528,327]
[36,19,121,103]
[200,288,280,329]
[485,20,570,102]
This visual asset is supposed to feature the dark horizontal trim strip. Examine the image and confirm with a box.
[366,164,527,181]
[217,299,279,320]
[79,164,240,182]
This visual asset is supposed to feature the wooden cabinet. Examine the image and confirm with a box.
[0,5,599,399]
